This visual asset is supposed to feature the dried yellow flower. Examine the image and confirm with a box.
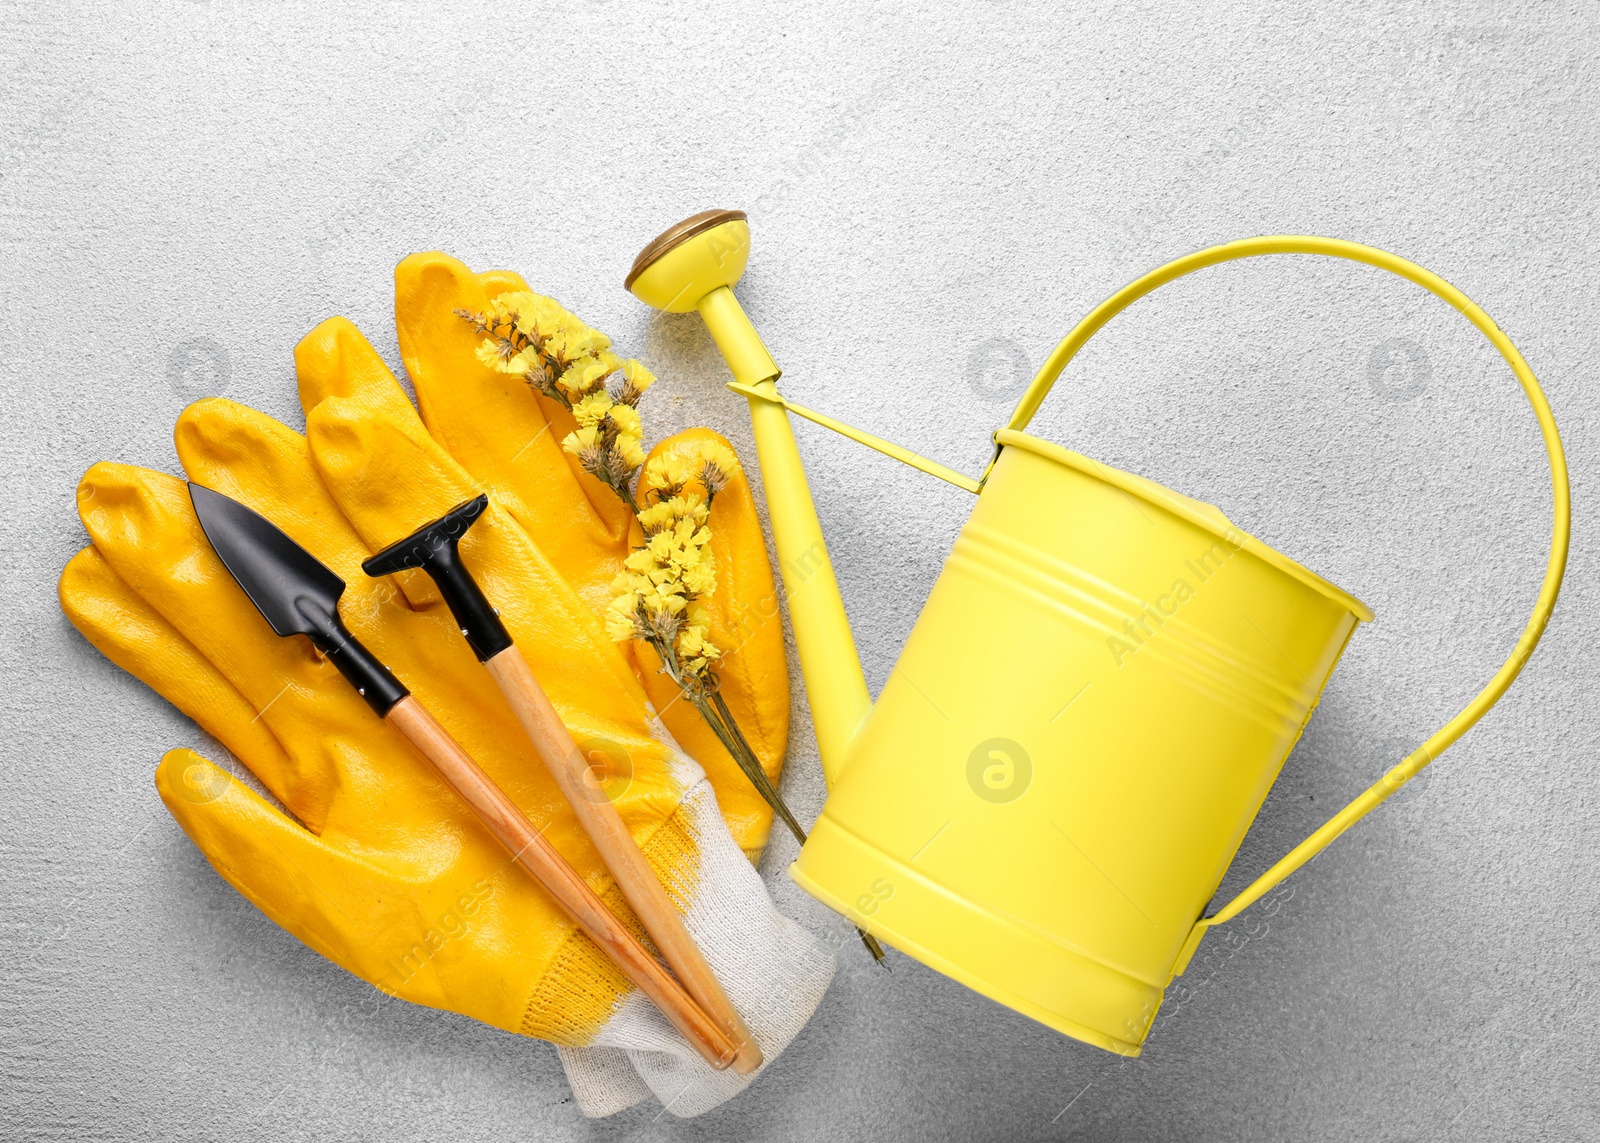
[615,433,646,471]
[637,494,709,536]
[609,403,642,438]
[474,339,532,375]
[636,499,675,535]
[617,359,656,405]
[561,425,602,456]
[487,291,579,344]
[677,624,720,661]
[560,354,614,397]
[545,325,611,365]
[682,556,717,596]
[693,440,741,479]
[643,452,694,493]
[572,390,615,429]
[605,592,643,642]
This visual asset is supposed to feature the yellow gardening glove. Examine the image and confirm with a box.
[388,254,790,856]
[58,259,830,1118]
[60,394,834,1117]
[60,402,675,1046]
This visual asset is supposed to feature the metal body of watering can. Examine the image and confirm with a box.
[625,213,1570,1056]
[792,434,1370,1053]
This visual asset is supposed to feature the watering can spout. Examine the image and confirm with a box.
[626,211,876,783]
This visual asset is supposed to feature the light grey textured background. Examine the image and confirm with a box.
[2,2,1596,1139]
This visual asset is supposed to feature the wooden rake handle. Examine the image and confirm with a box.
[485,644,764,1075]
[383,694,736,1070]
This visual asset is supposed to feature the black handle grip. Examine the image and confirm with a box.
[427,542,513,662]
[310,615,410,716]
[360,494,513,663]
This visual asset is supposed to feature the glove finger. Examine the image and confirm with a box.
[304,393,688,837]
[157,747,380,975]
[636,431,791,857]
[175,397,378,591]
[304,388,652,717]
[155,747,559,1026]
[394,253,633,590]
[160,748,637,1049]
[171,398,598,840]
[174,396,480,681]
[57,546,325,824]
[76,459,370,735]
[75,454,414,831]
[294,311,626,620]
[175,394,692,890]
[290,318,443,609]
[475,268,530,293]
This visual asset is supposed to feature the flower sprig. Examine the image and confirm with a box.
[606,450,806,803]
[456,291,658,507]
[606,446,751,696]
[607,451,732,624]
[455,290,615,408]
[607,442,877,959]
[458,298,883,963]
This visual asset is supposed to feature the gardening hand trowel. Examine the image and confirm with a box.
[186,481,736,1069]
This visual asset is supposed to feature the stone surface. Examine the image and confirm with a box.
[2,2,1596,1139]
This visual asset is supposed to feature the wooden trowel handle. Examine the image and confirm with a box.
[384,694,736,1070]
[485,644,764,1075]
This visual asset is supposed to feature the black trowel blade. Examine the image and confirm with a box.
[188,482,347,641]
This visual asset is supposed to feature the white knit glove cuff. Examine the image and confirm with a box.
[556,776,835,1118]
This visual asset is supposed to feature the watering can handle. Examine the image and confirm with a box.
[1003,236,1571,962]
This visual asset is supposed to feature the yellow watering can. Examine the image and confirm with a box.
[625,211,1571,1056]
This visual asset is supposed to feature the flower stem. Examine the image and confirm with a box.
[698,692,808,847]
[599,435,887,964]
[705,692,885,964]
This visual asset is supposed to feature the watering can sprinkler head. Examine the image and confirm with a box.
[627,209,796,396]
[626,208,753,314]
